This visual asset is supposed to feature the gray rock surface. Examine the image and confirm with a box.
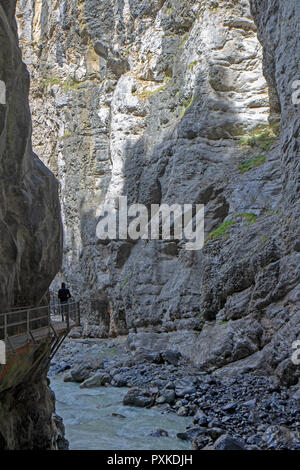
[0,0,63,450]
[16,0,300,382]
[0,0,62,312]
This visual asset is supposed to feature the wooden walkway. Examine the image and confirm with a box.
[0,301,81,364]
[7,320,76,352]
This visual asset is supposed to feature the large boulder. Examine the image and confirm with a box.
[262,426,300,450]
[64,365,91,383]
[161,350,182,366]
[80,372,111,388]
[213,435,248,451]
[123,388,153,408]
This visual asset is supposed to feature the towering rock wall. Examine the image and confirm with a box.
[0,0,63,449]
[16,1,299,383]
[0,0,62,312]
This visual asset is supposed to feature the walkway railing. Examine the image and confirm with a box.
[49,300,81,330]
[0,300,81,354]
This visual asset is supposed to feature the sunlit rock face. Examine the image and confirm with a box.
[16,1,299,383]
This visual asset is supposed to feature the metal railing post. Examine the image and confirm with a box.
[66,303,70,330]
[48,304,51,327]
[77,302,81,326]
[27,309,30,343]
[4,312,7,343]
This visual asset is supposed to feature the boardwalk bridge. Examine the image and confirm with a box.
[0,300,81,372]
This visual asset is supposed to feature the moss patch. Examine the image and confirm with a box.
[238,154,266,174]
[180,95,199,117]
[100,347,117,359]
[41,75,82,92]
[208,2,219,12]
[207,213,257,242]
[218,320,228,326]
[239,126,277,152]
[188,60,198,70]
[179,36,188,50]
[236,213,257,226]
[207,220,236,241]
[121,279,128,290]
[134,77,171,100]
[63,130,72,138]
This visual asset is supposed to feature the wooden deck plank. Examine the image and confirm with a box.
[6,320,77,352]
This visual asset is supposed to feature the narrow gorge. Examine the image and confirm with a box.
[0,0,299,451]
[0,0,63,449]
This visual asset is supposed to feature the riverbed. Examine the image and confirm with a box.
[50,375,193,450]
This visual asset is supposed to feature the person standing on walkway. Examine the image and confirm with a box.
[58,282,72,321]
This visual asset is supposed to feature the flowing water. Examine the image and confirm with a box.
[51,376,193,450]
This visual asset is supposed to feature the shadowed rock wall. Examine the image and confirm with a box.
[0,1,62,312]
[0,0,63,449]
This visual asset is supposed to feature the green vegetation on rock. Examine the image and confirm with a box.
[208,2,219,12]
[188,60,198,70]
[207,220,236,241]
[236,213,257,226]
[207,213,257,242]
[218,320,228,326]
[41,75,82,92]
[60,130,72,140]
[239,126,277,152]
[179,35,188,50]
[238,154,266,174]
[135,77,171,100]
[180,95,200,117]
[121,278,128,290]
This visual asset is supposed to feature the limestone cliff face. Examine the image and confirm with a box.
[0,0,63,449]
[16,1,299,383]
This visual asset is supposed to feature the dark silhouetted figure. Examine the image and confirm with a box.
[58,282,71,321]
